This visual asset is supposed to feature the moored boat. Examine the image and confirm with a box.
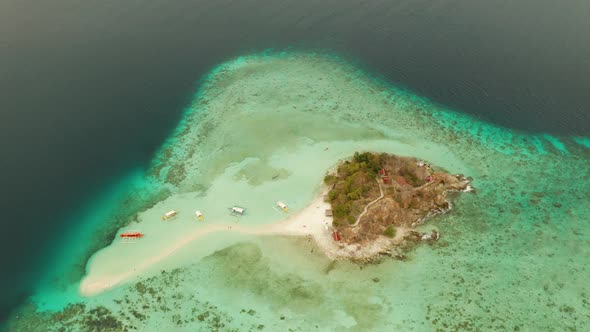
[162,210,177,220]
[230,206,245,215]
[276,201,288,212]
[120,232,144,239]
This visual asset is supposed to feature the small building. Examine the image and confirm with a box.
[379,168,391,184]
[325,209,333,217]
[332,230,341,241]
[382,175,391,184]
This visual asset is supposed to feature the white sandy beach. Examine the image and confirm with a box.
[80,189,335,296]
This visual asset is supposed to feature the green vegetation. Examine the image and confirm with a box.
[323,174,336,185]
[384,225,396,238]
[326,152,385,227]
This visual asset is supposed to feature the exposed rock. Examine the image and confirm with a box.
[420,230,440,244]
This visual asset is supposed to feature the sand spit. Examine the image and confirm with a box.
[79,188,410,297]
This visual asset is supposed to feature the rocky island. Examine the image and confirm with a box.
[323,152,472,261]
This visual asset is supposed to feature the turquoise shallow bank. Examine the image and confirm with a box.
[7,52,590,331]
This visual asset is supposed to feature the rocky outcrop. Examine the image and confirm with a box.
[327,152,472,262]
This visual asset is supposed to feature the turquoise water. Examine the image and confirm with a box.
[6,52,590,331]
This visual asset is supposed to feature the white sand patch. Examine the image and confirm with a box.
[79,188,332,296]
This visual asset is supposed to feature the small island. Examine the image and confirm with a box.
[323,152,472,261]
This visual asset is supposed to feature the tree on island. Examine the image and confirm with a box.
[384,225,396,238]
[324,152,385,227]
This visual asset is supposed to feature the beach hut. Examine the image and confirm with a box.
[195,210,204,221]
[230,206,245,215]
[332,230,341,241]
[162,210,177,220]
[382,175,391,184]
[276,201,288,212]
[379,169,391,184]
[325,209,333,217]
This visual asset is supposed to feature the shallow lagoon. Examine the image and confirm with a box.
[8,52,590,331]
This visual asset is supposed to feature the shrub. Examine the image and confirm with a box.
[384,225,396,238]
[347,215,356,224]
[333,204,351,218]
[353,152,372,164]
[328,190,338,202]
[324,174,336,185]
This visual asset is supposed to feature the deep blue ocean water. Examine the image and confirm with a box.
[1,0,589,321]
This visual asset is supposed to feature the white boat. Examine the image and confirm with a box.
[276,201,288,212]
[162,210,177,220]
[230,206,245,215]
[195,210,204,221]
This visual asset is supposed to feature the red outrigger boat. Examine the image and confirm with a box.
[120,232,144,239]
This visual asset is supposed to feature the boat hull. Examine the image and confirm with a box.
[120,232,144,239]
